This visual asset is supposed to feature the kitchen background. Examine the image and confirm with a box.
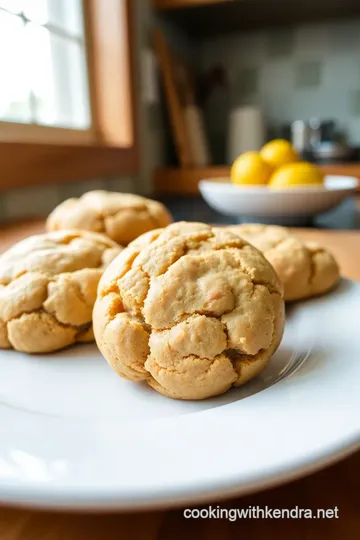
[1,0,360,223]
[200,19,360,164]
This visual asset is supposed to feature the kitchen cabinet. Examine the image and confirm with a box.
[153,0,360,38]
[154,0,230,8]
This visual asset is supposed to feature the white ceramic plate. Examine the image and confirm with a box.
[199,176,359,225]
[0,279,359,511]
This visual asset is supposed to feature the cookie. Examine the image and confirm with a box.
[228,224,340,301]
[93,222,285,400]
[46,190,173,245]
[0,230,121,353]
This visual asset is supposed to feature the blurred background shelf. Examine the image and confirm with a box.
[153,0,229,9]
[153,0,360,38]
[154,164,360,194]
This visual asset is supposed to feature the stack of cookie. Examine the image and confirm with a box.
[0,190,340,401]
[0,191,172,355]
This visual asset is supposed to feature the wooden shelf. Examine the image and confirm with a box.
[153,0,360,38]
[153,0,230,9]
[154,164,360,195]
[154,166,229,194]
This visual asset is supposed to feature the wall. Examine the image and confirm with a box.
[199,18,360,164]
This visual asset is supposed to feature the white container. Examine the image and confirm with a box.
[199,176,358,226]
[228,106,265,164]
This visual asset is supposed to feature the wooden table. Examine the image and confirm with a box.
[1,221,360,539]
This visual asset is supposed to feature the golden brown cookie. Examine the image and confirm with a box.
[46,190,173,245]
[228,224,340,301]
[93,222,285,400]
[0,230,121,353]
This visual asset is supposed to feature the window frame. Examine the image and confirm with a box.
[0,0,138,190]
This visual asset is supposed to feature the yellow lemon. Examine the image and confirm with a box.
[269,162,325,189]
[231,152,272,186]
[260,139,299,169]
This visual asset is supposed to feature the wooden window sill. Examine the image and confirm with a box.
[0,142,138,191]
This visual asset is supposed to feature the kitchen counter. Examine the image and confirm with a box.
[1,221,360,539]
[0,219,359,281]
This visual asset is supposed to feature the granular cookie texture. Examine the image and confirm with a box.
[0,230,121,353]
[93,222,285,400]
[46,190,173,245]
[228,224,340,301]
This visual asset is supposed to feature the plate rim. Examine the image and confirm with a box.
[0,435,359,511]
[0,279,359,511]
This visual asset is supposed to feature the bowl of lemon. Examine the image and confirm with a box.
[199,140,358,225]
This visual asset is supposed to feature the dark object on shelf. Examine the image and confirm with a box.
[308,119,337,145]
[176,60,212,165]
[153,28,193,167]
[312,141,354,164]
[288,118,353,163]
[154,28,211,167]
[197,65,228,104]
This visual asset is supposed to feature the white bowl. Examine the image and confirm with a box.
[199,175,359,225]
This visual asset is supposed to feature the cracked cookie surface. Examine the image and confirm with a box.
[46,190,173,245]
[228,224,340,301]
[93,222,285,400]
[0,230,121,353]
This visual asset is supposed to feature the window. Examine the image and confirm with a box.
[0,0,90,129]
[0,0,138,188]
